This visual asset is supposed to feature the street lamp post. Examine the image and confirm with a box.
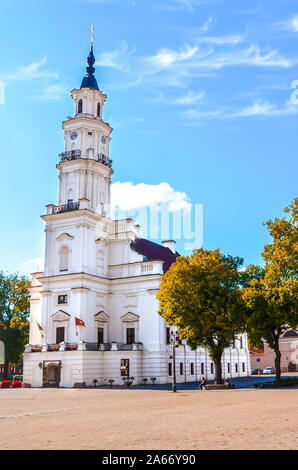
[171,327,177,393]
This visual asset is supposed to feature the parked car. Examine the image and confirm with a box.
[251,368,262,375]
[12,375,23,382]
[262,367,275,374]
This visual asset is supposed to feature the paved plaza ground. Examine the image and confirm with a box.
[0,379,297,450]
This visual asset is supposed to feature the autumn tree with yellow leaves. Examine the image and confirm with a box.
[157,249,247,384]
[242,198,298,383]
[0,272,30,379]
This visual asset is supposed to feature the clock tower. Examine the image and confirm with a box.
[57,43,113,215]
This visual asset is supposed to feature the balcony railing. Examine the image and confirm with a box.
[59,150,82,162]
[53,201,80,214]
[98,153,113,168]
[25,342,143,352]
[59,150,113,169]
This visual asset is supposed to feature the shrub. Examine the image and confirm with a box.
[0,380,12,388]
[108,379,115,388]
[11,381,22,388]
[122,376,135,388]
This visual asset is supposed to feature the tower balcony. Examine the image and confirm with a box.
[53,201,80,214]
[59,150,82,162]
[58,150,112,169]
[98,153,113,168]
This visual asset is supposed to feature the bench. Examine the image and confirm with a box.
[204,383,235,390]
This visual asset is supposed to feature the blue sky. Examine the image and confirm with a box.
[0,0,297,275]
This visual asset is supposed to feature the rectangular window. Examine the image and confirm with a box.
[180,363,183,375]
[227,363,230,373]
[235,363,238,373]
[240,336,243,349]
[88,132,92,136]
[190,363,194,375]
[242,362,245,372]
[126,328,135,345]
[120,359,129,377]
[201,363,204,375]
[58,295,68,304]
[97,327,104,344]
[56,327,65,344]
[168,363,172,376]
[211,363,214,374]
[166,327,170,344]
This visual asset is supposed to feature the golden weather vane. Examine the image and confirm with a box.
[91,25,94,45]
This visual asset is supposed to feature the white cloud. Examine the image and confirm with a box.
[29,256,45,267]
[199,14,214,33]
[78,0,135,4]
[111,181,191,211]
[195,33,245,46]
[1,56,58,82]
[20,256,45,275]
[0,56,66,102]
[155,0,216,12]
[194,43,296,69]
[182,99,298,125]
[292,15,298,32]
[96,40,136,72]
[172,90,205,105]
[146,44,198,69]
[35,83,69,101]
[226,100,298,118]
[274,14,298,33]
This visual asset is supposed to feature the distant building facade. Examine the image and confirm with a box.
[249,329,298,372]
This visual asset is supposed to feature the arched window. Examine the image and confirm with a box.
[60,246,69,272]
[78,99,83,114]
[97,102,101,117]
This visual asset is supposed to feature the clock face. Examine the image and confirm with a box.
[101,136,106,145]
[70,132,78,140]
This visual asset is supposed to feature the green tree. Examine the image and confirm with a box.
[0,272,30,379]
[157,249,247,384]
[242,198,298,383]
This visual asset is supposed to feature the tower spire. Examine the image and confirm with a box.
[91,25,94,46]
[80,26,99,91]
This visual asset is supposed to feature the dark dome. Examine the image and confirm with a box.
[131,238,179,273]
[80,45,99,91]
[81,74,99,91]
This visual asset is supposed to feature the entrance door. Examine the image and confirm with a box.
[43,363,61,387]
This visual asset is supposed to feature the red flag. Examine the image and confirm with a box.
[36,321,44,331]
[75,317,85,327]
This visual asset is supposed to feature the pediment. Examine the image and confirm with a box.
[56,233,74,241]
[52,310,71,322]
[95,237,109,246]
[94,311,109,322]
[121,312,140,323]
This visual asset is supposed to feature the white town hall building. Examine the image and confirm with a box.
[23,42,250,388]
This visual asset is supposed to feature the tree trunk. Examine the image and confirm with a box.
[273,336,281,384]
[214,356,223,384]
[3,360,9,380]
